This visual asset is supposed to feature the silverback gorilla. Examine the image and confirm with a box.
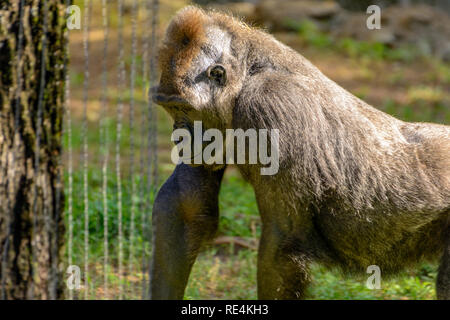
[150,6,450,299]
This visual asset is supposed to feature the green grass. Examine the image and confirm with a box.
[218,173,259,239]
[381,99,450,124]
[284,19,420,62]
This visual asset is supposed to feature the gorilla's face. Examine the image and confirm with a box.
[152,7,245,135]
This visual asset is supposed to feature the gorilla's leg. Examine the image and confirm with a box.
[437,232,450,300]
[257,223,312,300]
[150,164,225,299]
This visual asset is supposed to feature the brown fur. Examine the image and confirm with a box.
[152,6,450,299]
[158,8,207,95]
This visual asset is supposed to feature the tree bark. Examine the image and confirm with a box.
[0,0,66,299]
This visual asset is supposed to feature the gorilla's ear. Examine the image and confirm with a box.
[247,58,275,77]
[233,71,304,130]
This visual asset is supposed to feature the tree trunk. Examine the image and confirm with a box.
[0,0,66,299]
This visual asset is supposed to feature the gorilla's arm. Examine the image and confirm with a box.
[150,164,225,299]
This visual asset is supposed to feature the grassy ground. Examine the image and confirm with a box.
[65,0,449,299]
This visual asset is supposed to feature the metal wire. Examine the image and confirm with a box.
[116,0,126,300]
[150,0,159,191]
[146,0,159,299]
[82,0,92,300]
[100,0,110,300]
[127,0,139,298]
[139,0,152,300]
[65,4,74,300]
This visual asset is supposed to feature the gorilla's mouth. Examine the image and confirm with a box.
[151,86,188,107]
[151,86,204,165]
[153,93,187,106]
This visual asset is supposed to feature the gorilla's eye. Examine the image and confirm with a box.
[207,65,227,86]
[181,36,190,46]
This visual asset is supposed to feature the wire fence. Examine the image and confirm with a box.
[63,0,160,300]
